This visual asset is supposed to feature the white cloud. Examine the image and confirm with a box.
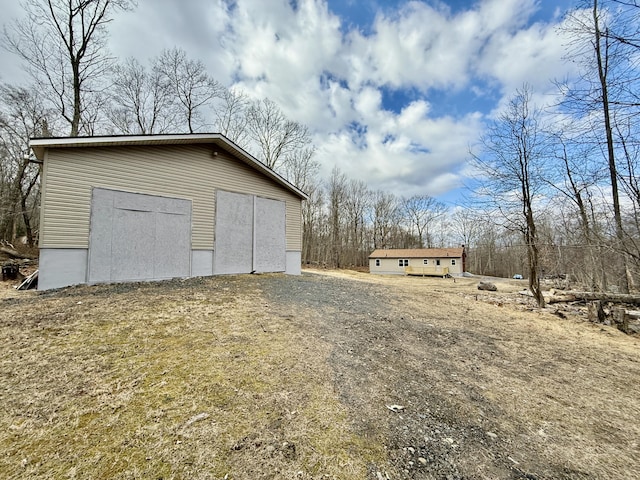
[224,0,343,118]
[110,0,235,83]
[478,19,576,103]
[338,0,539,92]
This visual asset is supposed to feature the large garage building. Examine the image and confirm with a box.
[30,134,307,290]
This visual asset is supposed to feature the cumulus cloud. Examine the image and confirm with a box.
[338,0,538,92]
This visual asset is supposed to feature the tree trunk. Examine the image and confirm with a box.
[593,0,629,293]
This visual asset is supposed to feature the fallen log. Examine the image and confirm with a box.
[0,246,36,260]
[627,310,640,321]
[519,289,576,303]
[547,293,578,304]
[562,291,640,306]
[519,289,640,305]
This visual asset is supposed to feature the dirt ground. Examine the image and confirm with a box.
[0,269,639,479]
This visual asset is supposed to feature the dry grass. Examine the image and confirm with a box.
[0,278,383,479]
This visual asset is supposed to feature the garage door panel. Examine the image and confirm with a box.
[111,209,156,281]
[214,191,253,274]
[155,212,191,278]
[254,197,286,272]
[88,188,192,283]
[87,189,115,283]
[114,190,155,212]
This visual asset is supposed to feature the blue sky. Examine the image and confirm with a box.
[0,0,582,204]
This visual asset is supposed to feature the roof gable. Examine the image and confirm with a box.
[369,248,464,259]
[29,133,308,200]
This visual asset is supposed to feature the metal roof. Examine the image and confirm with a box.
[29,133,308,200]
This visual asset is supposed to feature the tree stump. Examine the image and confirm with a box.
[587,301,606,324]
[613,308,630,334]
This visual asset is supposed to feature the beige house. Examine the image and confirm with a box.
[30,133,307,290]
[369,248,466,276]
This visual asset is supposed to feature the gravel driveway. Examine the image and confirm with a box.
[253,270,639,480]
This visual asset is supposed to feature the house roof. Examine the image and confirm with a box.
[369,248,465,259]
[29,133,308,200]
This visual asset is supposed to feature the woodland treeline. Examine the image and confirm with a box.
[1,0,640,299]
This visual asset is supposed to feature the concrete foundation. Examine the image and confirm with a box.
[286,251,302,275]
[38,248,302,290]
[192,250,214,277]
[39,249,88,290]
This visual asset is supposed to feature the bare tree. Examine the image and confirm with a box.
[370,190,401,249]
[3,0,135,136]
[343,179,370,266]
[107,57,175,134]
[281,146,318,192]
[326,167,347,268]
[156,47,222,133]
[214,87,251,148]
[301,178,324,265]
[0,84,50,245]
[472,85,547,307]
[246,98,312,171]
[451,208,479,252]
[401,194,447,248]
[559,0,640,292]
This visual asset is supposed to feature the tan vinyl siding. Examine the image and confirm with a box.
[40,144,302,250]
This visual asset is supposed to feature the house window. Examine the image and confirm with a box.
[436,259,441,266]
[423,259,428,265]
[398,259,408,267]
[451,259,456,266]
[375,259,380,267]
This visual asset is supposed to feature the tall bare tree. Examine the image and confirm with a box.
[156,47,222,134]
[246,98,312,171]
[3,0,135,136]
[343,179,370,266]
[0,84,50,244]
[559,0,640,292]
[370,190,401,249]
[472,85,547,307]
[301,178,324,265]
[326,167,347,268]
[401,194,447,248]
[214,87,251,148]
[107,57,175,134]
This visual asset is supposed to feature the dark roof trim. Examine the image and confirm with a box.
[29,133,308,200]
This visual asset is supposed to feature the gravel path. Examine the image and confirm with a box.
[255,272,558,480]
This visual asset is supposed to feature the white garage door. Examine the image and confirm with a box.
[88,188,192,283]
[254,196,286,272]
[214,191,254,274]
[214,191,286,274]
